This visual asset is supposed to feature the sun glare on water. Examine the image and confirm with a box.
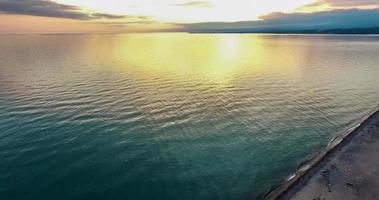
[83,34,306,87]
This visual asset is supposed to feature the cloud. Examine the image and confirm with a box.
[178,8,379,32]
[0,0,125,20]
[174,1,212,8]
[96,17,156,26]
[302,0,379,10]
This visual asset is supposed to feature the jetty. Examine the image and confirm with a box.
[265,106,379,200]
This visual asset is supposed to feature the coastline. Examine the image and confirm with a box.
[1,32,379,36]
[264,105,379,200]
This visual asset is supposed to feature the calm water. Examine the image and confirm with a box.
[0,34,379,200]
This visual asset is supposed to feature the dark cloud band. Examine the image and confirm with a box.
[0,0,125,20]
[178,9,379,33]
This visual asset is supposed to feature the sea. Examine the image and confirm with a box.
[0,33,379,200]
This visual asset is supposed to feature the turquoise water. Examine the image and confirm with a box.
[0,34,379,200]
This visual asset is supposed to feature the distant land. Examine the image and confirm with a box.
[189,27,379,35]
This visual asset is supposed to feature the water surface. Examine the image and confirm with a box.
[0,34,379,200]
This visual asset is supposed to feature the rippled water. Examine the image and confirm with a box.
[0,34,379,200]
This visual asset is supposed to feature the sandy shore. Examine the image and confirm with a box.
[264,106,379,200]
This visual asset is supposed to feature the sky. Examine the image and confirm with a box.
[0,0,379,33]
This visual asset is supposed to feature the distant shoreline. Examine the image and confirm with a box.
[1,33,379,37]
[1,27,379,36]
[189,27,379,35]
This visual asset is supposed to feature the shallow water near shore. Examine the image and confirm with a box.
[0,34,379,200]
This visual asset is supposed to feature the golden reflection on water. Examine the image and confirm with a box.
[86,33,312,86]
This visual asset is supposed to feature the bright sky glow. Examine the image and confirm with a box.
[54,0,315,23]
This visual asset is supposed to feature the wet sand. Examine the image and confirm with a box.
[264,106,379,200]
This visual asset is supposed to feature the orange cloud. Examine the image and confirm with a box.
[299,0,379,11]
